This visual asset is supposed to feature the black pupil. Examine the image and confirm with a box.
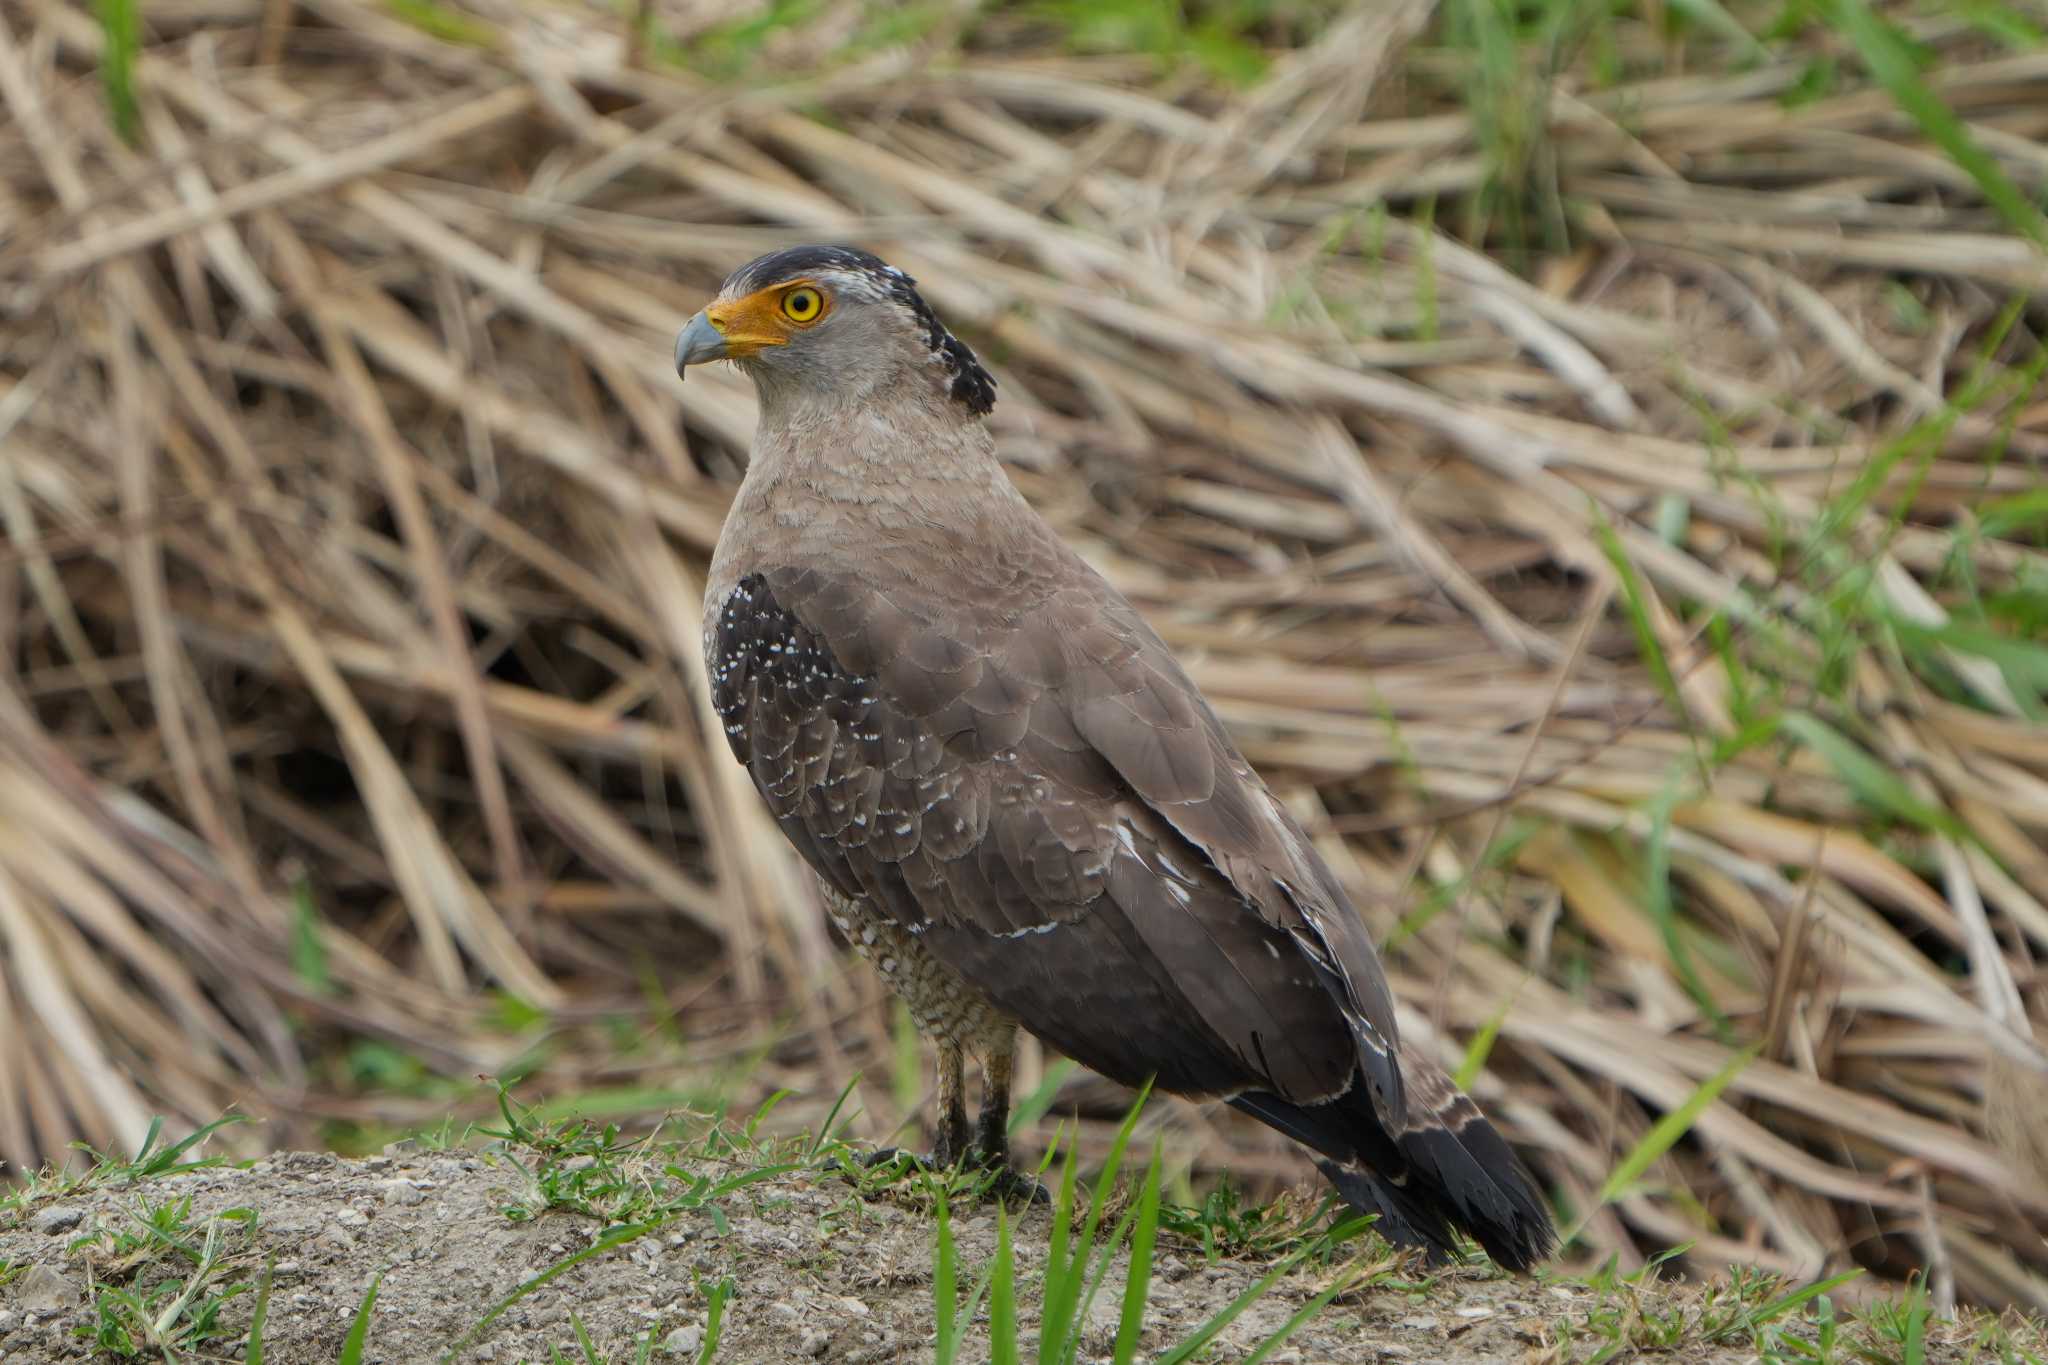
[791,291,813,313]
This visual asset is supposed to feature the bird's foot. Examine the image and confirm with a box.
[977,1163,1052,1206]
[851,1147,1048,1205]
[965,1135,1050,1205]
[857,1146,933,1178]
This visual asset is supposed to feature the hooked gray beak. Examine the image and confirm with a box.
[674,311,728,377]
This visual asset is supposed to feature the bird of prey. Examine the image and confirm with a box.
[676,245,1555,1270]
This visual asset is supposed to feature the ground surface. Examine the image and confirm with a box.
[0,1148,1526,1363]
[0,1136,2026,1364]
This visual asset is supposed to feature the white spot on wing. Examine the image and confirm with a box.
[991,922,1059,940]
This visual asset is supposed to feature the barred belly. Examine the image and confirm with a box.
[819,883,1013,1056]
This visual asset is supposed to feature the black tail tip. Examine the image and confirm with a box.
[1316,1139,1557,1273]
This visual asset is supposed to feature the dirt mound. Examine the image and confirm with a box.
[0,1147,1548,1363]
[3,1129,2034,1363]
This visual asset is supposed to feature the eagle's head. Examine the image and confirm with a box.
[674,245,996,418]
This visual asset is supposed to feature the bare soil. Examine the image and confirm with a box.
[0,1146,2013,1364]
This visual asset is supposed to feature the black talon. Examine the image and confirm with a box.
[860,1146,922,1171]
[983,1166,1053,1206]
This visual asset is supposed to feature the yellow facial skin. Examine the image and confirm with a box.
[702,281,831,358]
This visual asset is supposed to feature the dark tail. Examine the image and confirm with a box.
[1231,1054,1555,1271]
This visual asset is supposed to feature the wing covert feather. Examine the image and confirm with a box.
[710,565,1403,1112]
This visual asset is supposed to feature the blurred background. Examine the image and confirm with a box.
[2,0,2047,1315]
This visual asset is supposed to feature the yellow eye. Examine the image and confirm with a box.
[781,287,823,323]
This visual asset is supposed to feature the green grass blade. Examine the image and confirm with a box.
[244,1258,275,1365]
[381,0,501,48]
[1644,776,1734,1043]
[697,1277,734,1365]
[1778,712,1963,837]
[93,0,141,143]
[1065,1200,1144,1365]
[934,1188,958,1362]
[1037,1131,1082,1362]
[1153,1250,1309,1365]
[443,1224,656,1360]
[288,878,333,995]
[1906,1286,1928,1365]
[1977,488,2048,540]
[1824,0,2048,247]
[1596,517,1701,775]
[1008,1058,1078,1134]
[137,1115,252,1178]
[1597,1046,1758,1206]
[571,1312,601,1364]
[1451,997,1510,1092]
[1045,1082,1151,1364]
[951,1241,1000,1363]
[1745,1268,1866,1328]
[1665,0,1770,59]
[338,1273,381,1365]
[1891,618,2048,719]
[1079,1084,1148,1244]
[132,1116,163,1168]
[990,1206,1019,1365]
[1111,1140,1163,1365]
[807,1074,861,1159]
[1241,1266,1363,1365]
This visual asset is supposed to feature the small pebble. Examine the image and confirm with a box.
[800,1329,829,1356]
[31,1206,82,1235]
[663,1324,703,1356]
[380,1179,426,1206]
[19,1265,80,1313]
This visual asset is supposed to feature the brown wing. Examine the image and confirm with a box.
[709,559,1402,1115]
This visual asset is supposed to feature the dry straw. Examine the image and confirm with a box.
[1,0,2046,1311]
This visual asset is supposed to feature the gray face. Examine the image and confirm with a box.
[674,246,997,417]
[733,266,916,408]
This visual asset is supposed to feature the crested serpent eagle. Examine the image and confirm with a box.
[676,245,1555,1271]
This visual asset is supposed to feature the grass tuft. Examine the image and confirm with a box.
[91,0,139,142]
